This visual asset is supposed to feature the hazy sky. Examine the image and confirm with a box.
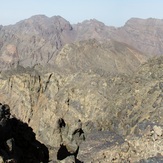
[1,0,163,27]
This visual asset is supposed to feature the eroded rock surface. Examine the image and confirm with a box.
[0,56,163,162]
[78,126,163,162]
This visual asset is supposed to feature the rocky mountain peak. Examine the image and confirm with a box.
[124,17,163,28]
[24,14,49,22]
[0,15,75,69]
[50,15,73,31]
[111,17,163,56]
[13,14,73,34]
[79,18,106,27]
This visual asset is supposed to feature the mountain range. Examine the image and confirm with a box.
[0,15,163,162]
[1,15,163,71]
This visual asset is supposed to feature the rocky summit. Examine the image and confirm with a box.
[0,15,163,162]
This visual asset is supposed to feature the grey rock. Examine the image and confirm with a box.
[139,156,163,163]
[153,125,162,136]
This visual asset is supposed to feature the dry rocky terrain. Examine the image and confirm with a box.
[0,15,163,162]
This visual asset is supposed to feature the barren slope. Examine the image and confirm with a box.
[0,56,163,162]
[54,39,148,75]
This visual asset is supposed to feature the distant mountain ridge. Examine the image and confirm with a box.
[0,15,163,70]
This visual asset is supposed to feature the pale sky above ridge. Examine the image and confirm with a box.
[0,0,163,27]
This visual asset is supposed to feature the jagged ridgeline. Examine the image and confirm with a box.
[0,15,163,70]
[0,15,163,162]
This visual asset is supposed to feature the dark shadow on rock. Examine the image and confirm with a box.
[57,144,72,160]
[72,128,84,137]
[58,118,66,128]
[0,103,49,163]
[57,144,83,163]
[75,158,83,163]
[74,147,83,163]
[57,118,85,162]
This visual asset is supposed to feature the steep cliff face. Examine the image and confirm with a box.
[0,69,89,161]
[0,56,163,162]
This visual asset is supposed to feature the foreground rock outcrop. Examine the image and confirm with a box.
[0,56,163,162]
[78,125,163,162]
[0,103,49,163]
